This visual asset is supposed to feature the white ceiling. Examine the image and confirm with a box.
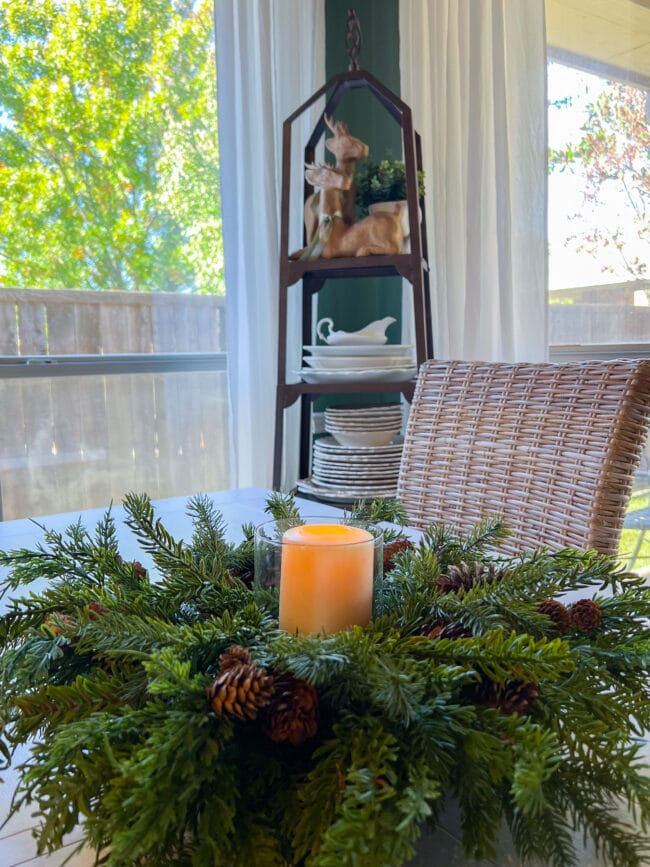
[546,0,650,81]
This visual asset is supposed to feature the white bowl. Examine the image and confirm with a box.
[330,430,398,448]
[326,420,401,430]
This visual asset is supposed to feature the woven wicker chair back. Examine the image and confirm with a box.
[397,359,650,556]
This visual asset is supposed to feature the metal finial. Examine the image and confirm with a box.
[345,8,362,71]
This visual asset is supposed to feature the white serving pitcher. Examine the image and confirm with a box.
[316,315,396,345]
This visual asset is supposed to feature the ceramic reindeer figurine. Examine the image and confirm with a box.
[292,164,403,260]
[304,115,369,245]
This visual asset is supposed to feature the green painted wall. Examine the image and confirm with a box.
[318,0,402,408]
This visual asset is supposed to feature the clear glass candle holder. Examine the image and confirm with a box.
[253,517,384,636]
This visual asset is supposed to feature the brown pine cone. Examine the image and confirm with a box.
[537,599,571,635]
[383,539,415,573]
[132,561,148,580]
[570,599,602,632]
[207,651,274,721]
[425,622,473,641]
[219,646,254,671]
[87,602,108,619]
[262,672,318,745]
[436,561,506,594]
[42,613,77,637]
[473,678,540,715]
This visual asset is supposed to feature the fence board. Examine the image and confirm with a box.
[0,302,19,355]
[17,303,47,355]
[47,303,77,355]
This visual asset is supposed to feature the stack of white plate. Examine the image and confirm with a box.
[325,404,402,447]
[297,435,403,503]
[298,344,417,383]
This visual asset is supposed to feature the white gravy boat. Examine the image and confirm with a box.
[316,315,396,345]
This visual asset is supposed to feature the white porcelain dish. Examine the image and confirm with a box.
[325,404,402,414]
[303,344,414,357]
[296,478,398,503]
[312,464,400,482]
[297,367,417,384]
[303,355,414,370]
[325,416,401,426]
[314,436,403,453]
[304,476,398,492]
[327,430,397,448]
[314,447,401,462]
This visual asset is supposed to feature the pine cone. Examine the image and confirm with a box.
[383,539,415,573]
[207,648,273,721]
[473,678,540,715]
[262,672,318,745]
[42,613,77,637]
[132,561,148,580]
[436,561,506,594]
[87,602,108,620]
[537,599,571,635]
[425,622,473,641]
[570,599,602,632]
[219,646,254,670]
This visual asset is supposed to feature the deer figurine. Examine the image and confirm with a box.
[291,164,403,260]
[304,115,369,245]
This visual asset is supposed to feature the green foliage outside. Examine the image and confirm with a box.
[0,0,222,294]
[1,493,650,866]
[548,78,649,283]
[619,490,650,573]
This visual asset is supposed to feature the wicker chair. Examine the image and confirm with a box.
[397,359,650,556]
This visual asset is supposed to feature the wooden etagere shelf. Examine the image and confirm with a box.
[272,68,433,493]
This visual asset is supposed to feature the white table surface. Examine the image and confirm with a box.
[0,487,638,866]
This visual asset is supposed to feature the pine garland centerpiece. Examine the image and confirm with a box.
[0,492,650,866]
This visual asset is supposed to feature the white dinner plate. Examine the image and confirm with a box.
[297,477,398,500]
[314,451,402,467]
[297,367,417,384]
[303,355,414,370]
[303,344,415,357]
[312,467,400,483]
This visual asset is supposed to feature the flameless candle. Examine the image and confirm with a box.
[279,523,374,635]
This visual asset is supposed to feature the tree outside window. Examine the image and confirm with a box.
[0,0,222,295]
[547,61,650,344]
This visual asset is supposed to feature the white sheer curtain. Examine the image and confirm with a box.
[400,0,548,362]
[214,1,325,488]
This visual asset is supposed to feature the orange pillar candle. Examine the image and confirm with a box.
[279,523,374,635]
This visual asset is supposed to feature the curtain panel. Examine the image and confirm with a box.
[214,1,325,488]
[400,0,548,362]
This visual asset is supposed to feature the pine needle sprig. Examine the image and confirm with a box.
[507,801,578,867]
[419,516,510,568]
[186,493,229,561]
[121,492,210,585]
[344,498,409,545]
[0,518,113,596]
[264,491,302,524]
[545,765,650,867]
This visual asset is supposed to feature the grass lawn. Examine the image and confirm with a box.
[619,490,650,574]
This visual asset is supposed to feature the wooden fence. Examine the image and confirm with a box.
[0,288,226,355]
[0,289,230,521]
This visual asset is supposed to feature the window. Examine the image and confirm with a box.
[548,60,650,347]
[546,0,650,349]
[0,0,229,520]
